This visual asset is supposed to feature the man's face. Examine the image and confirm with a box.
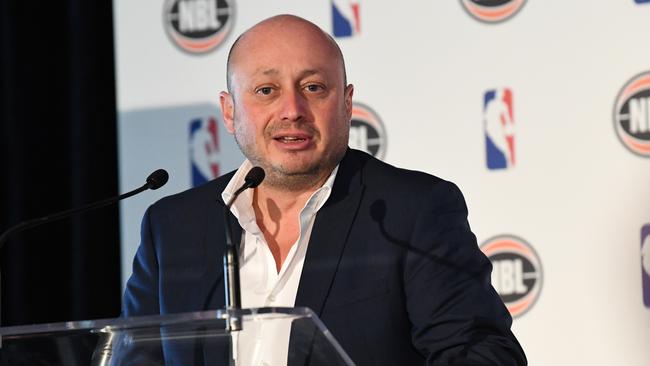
[220,19,353,189]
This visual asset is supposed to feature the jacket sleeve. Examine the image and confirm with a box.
[404,180,527,366]
[122,206,161,317]
[116,206,166,365]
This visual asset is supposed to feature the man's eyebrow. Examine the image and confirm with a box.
[298,69,321,78]
[261,68,279,76]
[257,69,324,78]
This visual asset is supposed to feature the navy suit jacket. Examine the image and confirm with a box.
[123,149,526,365]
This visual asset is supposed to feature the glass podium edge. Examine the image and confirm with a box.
[0,307,315,336]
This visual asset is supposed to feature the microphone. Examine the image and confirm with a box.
[145,169,170,190]
[0,169,169,250]
[0,168,168,327]
[227,166,265,203]
[223,166,265,331]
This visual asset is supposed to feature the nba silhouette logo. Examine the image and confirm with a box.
[642,224,650,308]
[189,117,220,187]
[332,0,360,37]
[484,88,515,170]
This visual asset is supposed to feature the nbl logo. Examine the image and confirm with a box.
[332,0,360,38]
[613,72,650,157]
[481,235,542,318]
[642,224,650,308]
[189,117,221,187]
[164,0,233,54]
[460,0,526,23]
[484,88,515,170]
[350,103,387,160]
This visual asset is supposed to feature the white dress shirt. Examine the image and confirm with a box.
[221,160,338,366]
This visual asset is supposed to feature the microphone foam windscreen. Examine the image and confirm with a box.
[147,169,169,190]
[244,167,265,188]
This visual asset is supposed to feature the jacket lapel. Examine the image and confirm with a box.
[294,150,365,316]
[206,152,367,316]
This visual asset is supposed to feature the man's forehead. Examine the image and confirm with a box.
[257,69,323,77]
[226,15,347,91]
[244,16,328,40]
[230,67,332,88]
[250,67,328,80]
[231,22,336,60]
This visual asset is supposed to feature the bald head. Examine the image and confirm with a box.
[218,14,354,192]
[226,15,347,93]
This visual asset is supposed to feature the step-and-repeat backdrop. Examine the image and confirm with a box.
[114,1,650,364]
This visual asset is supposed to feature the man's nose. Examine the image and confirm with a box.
[279,89,308,122]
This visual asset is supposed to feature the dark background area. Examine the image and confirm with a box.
[0,1,121,326]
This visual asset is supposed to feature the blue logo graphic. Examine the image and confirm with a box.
[635,0,650,4]
[189,117,221,187]
[484,88,516,170]
[332,0,360,37]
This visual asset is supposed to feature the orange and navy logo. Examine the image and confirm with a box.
[350,103,387,160]
[460,0,526,23]
[613,71,650,157]
[164,0,234,54]
[480,235,542,318]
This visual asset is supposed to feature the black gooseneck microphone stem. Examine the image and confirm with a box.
[222,186,249,332]
[0,185,148,251]
[223,205,242,332]
[0,167,169,251]
[222,167,265,332]
[0,169,168,327]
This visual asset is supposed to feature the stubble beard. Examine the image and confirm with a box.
[233,119,348,192]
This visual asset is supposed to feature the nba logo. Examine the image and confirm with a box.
[332,0,360,37]
[642,224,650,308]
[189,117,220,187]
[484,88,515,170]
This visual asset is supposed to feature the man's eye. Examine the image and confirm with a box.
[305,84,323,92]
[256,87,273,95]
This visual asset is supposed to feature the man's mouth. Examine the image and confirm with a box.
[271,132,314,150]
[275,136,307,142]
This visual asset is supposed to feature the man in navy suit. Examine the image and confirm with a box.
[123,14,526,365]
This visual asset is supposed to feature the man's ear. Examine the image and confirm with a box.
[219,91,235,134]
[344,84,354,120]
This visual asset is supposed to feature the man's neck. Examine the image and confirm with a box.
[253,183,316,217]
[256,166,334,209]
[252,185,315,272]
[251,170,334,272]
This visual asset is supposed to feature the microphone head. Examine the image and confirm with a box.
[244,167,265,188]
[146,169,169,190]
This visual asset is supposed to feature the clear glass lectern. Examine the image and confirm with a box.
[0,307,355,366]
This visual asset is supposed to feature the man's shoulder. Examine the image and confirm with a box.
[346,149,447,192]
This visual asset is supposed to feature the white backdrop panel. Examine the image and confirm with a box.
[114,1,650,364]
